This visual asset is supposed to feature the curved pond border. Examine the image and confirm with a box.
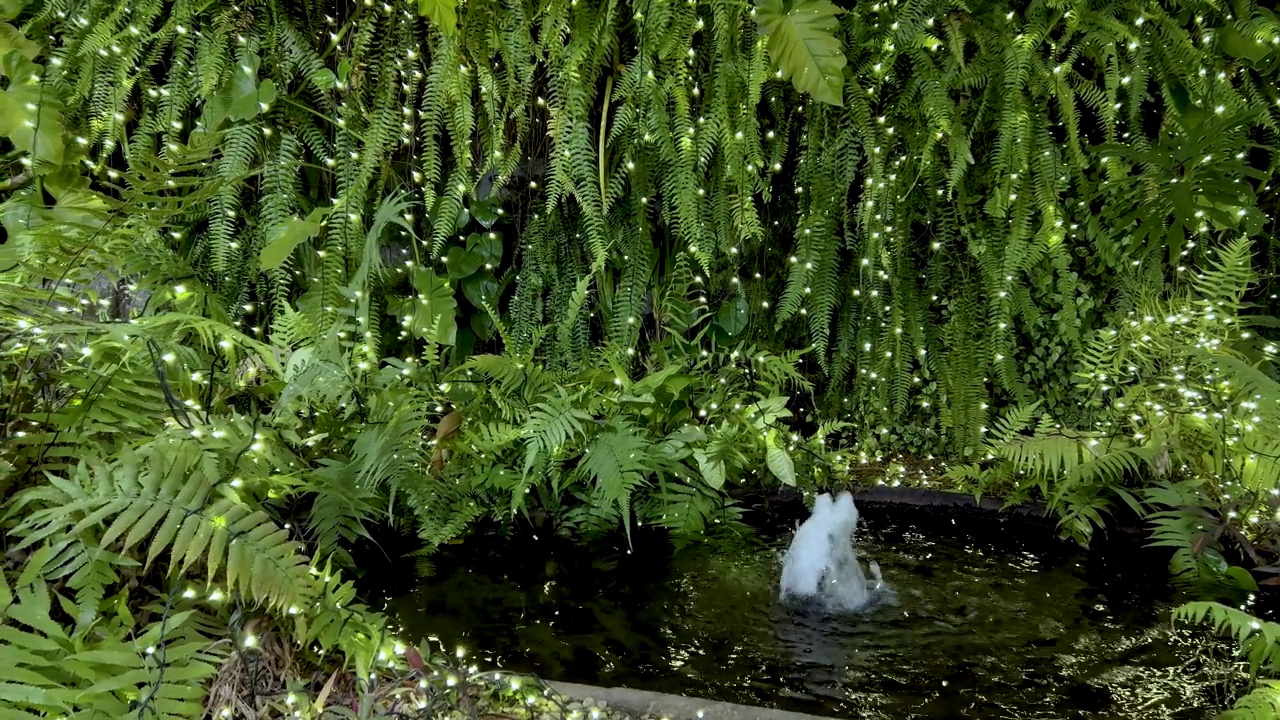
[548,680,839,720]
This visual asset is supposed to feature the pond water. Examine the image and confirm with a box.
[369,501,1252,719]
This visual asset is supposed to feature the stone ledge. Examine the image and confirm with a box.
[546,680,839,720]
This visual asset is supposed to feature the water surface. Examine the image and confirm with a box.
[373,506,1250,718]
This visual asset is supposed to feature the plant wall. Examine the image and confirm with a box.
[3,0,1280,715]
[4,0,1277,457]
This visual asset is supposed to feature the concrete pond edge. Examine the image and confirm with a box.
[547,680,839,720]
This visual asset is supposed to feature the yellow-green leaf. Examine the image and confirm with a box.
[754,0,846,106]
[766,432,796,486]
[418,0,457,34]
[260,207,331,270]
[693,449,726,490]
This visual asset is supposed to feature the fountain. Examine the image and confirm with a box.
[779,491,885,612]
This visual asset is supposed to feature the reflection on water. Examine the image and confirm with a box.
[372,511,1251,718]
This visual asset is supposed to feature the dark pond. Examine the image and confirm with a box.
[367,498,1254,719]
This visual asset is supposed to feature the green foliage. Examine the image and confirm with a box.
[431,342,825,544]
[1220,681,1280,720]
[943,239,1280,556]
[1175,602,1280,717]
[0,571,223,718]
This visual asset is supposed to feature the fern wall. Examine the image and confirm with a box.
[3,0,1279,461]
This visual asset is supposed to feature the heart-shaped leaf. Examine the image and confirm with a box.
[0,22,38,58]
[312,69,339,90]
[1220,25,1271,65]
[0,0,29,22]
[1225,565,1260,592]
[470,312,496,340]
[445,245,483,279]
[0,66,67,166]
[755,0,846,106]
[228,54,276,121]
[452,326,476,365]
[466,231,503,267]
[714,294,750,336]
[693,449,726,490]
[1,168,107,236]
[462,271,499,309]
[469,198,501,228]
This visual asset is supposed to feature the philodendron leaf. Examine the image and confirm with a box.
[755,0,846,106]
[0,22,39,58]
[1225,566,1260,592]
[312,68,339,90]
[461,271,499,309]
[466,231,503,267]
[470,312,495,340]
[260,207,332,270]
[1,168,107,236]
[714,294,750,336]
[445,245,483,279]
[228,54,277,121]
[418,0,458,35]
[469,198,500,228]
[1219,25,1271,65]
[387,267,458,345]
[0,83,66,167]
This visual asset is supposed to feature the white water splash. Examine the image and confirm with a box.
[779,491,886,612]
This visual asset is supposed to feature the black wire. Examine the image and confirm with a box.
[146,338,193,430]
[133,583,183,719]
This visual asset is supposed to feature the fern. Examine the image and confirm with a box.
[14,441,315,613]
[1175,602,1280,676]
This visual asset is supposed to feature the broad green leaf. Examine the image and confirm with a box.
[466,230,503,266]
[312,68,339,90]
[0,169,105,237]
[0,23,38,59]
[1225,566,1260,592]
[260,207,331,270]
[445,245,483,278]
[754,0,846,106]
[462,271,499,309]
[388,268,457,345]
[227,54,276,121]
[693,449,726,490]
[452,326,476,364]
[0,0,29,22]
[766,432,796,486]
[1220,25,1271,65]
[470,312,495,341]
[1166,79,1192,116]
[0,80,66,166]
[714,294,750,336]
[749,395,793,428]
[470,198,500,228]
[417,0,458,34]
